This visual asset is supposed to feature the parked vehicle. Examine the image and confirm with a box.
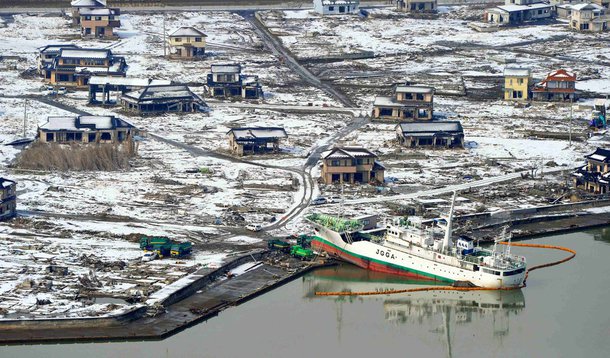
[327,196,342,203]
[290,245,314,260]
[246,223,262,232]
[141,251,158,262]
[267,239,291,253]
[140,236,171,250]
[41,86,57,96]
[57,87,67,95]
[311,197,327,205]
[170,242,192,258]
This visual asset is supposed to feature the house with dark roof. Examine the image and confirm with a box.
[373,84,435,120]
[0,178,17,221]
[38,115,137,144]
[206,64,263,100]
[168,27,207,59]
[70,0,107,26]
[532,69,577,101]
[395,0,438,13]
[321,147,385,184]
[573,147,610,194]
[80,7,121,39]
[88,76,172,105]
[37,44,81,78]
[120,84,208,114]
[227,127,288,156]
[48,48,127,88]
[395,121,464,148]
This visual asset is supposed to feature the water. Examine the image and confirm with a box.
[2,228,610,358]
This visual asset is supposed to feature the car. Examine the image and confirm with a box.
[327,196,342,203]
[41,86,57,96]
[245,223,262,232]
[311,197,328,205]
[57,87,67,95]
[141,251,158,262]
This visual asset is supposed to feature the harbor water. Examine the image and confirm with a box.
[2,227,610,358]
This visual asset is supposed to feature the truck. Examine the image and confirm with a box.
[151,243,172,258]
[290,245,314,260]
[170,242,193,258]
[267,239,291,253]
[296,235,313,248]
[140,236,171,250]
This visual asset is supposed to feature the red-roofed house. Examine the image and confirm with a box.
[532,69,577,101]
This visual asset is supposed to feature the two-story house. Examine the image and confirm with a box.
[321,147,385,184]
[70,0,107,26]
[395,121,464,148]
[80,7,121,38]
[532,69,577,101]
[395,0,437,13]
[168,27,207,59]
[48,48,127,88]
[373,84,435,120]
[313,0,360,15]
[38,115,137,144]
[573,147,610,194]
[0,178,17,221]
[504,67,531,101]
[569,3,608,31]
[206,64,263,99]
[37,44,81,78]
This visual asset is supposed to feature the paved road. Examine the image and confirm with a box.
[331,166,570,206]
[207,100,362,115]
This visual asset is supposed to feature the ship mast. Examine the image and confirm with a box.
[442,191,457,251]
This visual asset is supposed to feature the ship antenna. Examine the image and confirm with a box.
[442,191,457,252]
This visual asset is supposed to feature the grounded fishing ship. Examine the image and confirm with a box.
[307,193,527,288]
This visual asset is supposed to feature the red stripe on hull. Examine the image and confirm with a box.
[313,239,439,282]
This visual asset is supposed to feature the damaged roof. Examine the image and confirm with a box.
[79,8,120,16]
[59,48,112,59]
[122,84,205,104]
[227,127,288,140]
[323,146,377,159]
[71,0,107,7]
[39,116,135,132]
[89,76,171,87]
[0,178,16,189]
[397,121,464,136]
[395,85,435,94]
[585,148,610,163]
[211,64,241,74]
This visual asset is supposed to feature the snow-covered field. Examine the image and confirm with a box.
[0,7,606,319]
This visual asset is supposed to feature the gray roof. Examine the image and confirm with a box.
[323,146,377,159]
[504,67,531,77]
[228,127,288,140]
[79,8,119,16]
[170,27,207,38]
[71,0,107,8]
[1,177,16,189]
[89,76,171,87]
[397,121,464,135]
[39,44,81,55]
[39,115,135,132]
[395,85,435,94]
[122,84,204,103]
[59,48,111,59]
[211,64,241,74]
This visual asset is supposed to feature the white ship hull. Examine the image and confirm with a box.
[311,223,526,289]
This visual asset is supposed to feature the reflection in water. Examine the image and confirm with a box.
[304,264,525,358]
[593,227,610,244]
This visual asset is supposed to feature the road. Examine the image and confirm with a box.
[330,167,570,206]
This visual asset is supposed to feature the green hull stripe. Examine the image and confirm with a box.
[313,236,455,283]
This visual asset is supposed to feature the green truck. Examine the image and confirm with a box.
[290,245,314,260]
[268,239,291,253]
[170,242,193,258]
[140,236,171,250]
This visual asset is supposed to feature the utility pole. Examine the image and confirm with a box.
[23,98,27,138]
[568,96,573,147]
[163,14,167,57]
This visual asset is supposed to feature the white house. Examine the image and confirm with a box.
[313,0,360,15]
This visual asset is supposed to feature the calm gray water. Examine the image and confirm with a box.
[2,227,610,358]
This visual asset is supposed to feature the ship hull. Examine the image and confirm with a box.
[310,222,525,289]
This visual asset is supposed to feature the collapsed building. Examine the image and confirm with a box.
[206,64,263,100]
[227,127,288,156]
[88,76,172,105]
[120,84,208,114]
[573,147,610,194]
[0,178,17,221]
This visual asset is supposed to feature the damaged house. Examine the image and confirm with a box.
[227,127,288,156]
[88,76,171,105]
[395,0,438,13]
[70,0,107,26]
[569,3,608,32]
[532,69,577,101]
[395,121,464,148]
[37,44,81,78]
[206,64,263,100]
[120,84,207,114]
[168,27,207,59]
[79,7,121,39]
[373,84,434,120]
[38,115,137,144]
[484,0,554,26]
[313,0,360,15]
[48,48,127,89]
[573,147,610,194]
[321,147,385,184]
[0,178,17,221]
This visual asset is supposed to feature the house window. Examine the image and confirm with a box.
[331,160,340,166]
[509,79,513,85]
[538,10,542,14]
[175,37,182,42]
[84,16,91,20]
[418,109,429,118]
[416,93,424,101]
[356,159,363,165]
[195,37,202,42]
[404,93,414,100]
[517,78,524,85]
[328,6,335,11]
[46,133,54,142]
[95,16,102,21]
